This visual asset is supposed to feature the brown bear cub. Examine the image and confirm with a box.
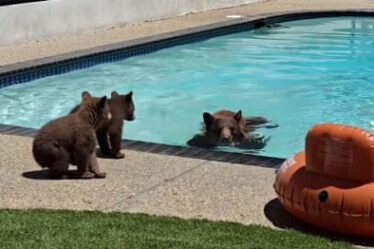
[97,91,135,159]
[32,92,111,179]
[187,110,275,149]
[70,90,135,159]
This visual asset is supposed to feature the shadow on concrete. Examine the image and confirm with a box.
[22,169,99,180]
[264,198,374,247]
[22,169,51,180]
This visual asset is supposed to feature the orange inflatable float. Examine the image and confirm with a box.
[274,123,374,238]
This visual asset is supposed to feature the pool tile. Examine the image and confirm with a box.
[0,125,15,133]
[13,128,37,137]
[141,143,164,153]
[175,147,200,158]
[260,158,285,168]
[143,145,166,154]
[1,126,26,135]
[125,141,147,151]
[122,140,138,148]
[185,148,215,159]
[158,146,187,156]
[230,155,268,166]
[214,152,246,163]
[132,142,159,152]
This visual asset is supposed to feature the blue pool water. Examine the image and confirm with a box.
[1,17,374,158]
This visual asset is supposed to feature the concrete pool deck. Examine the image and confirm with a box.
[0,135,275,225]
[2,0,374,246]
[0,133,278,226]
[2,134,373,247]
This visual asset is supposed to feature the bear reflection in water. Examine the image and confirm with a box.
[187,110,277,152]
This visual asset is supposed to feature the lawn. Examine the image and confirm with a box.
[0,209,351,249]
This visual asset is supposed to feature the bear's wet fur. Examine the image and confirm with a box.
[187,110,277,150]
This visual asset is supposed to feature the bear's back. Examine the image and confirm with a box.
[35,114,81,147]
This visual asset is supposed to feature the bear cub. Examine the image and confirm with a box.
[70,90,135,159]
[97,91,135,158]
[32,92,111,179]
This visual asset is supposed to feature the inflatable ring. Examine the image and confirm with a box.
[274,123,374,238]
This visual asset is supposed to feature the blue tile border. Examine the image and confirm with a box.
[1,10,374,167]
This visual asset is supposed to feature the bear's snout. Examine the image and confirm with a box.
[220,128,233,144]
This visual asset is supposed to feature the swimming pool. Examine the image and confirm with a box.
[1,16,374,158]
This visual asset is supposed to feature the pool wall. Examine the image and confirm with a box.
[1,10,374,168]
[0,0,263,45]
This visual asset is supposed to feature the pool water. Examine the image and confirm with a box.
[2,17,374,158]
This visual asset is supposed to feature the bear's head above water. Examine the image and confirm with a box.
[203,110,245,146]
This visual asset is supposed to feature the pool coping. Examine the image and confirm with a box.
[1,9,374,168]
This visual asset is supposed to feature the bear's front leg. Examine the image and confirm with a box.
[109,133,125,159]
[73,149,95,179]
[89,152,107,178]
[97,130,112,157]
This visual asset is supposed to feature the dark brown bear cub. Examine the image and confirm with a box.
[98,91,135,159]
[32,92,111,179]
[70,90,135,159]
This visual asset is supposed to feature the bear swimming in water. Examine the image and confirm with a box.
[187,110,277,150]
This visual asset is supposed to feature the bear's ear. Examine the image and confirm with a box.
[124,91,133,102]
[98,96,107,109]
[234,110,242,122]
[111,91,119,98]
[203,112,215,125]
[81,91,92,101]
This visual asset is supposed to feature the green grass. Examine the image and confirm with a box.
[0,209,351,249]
